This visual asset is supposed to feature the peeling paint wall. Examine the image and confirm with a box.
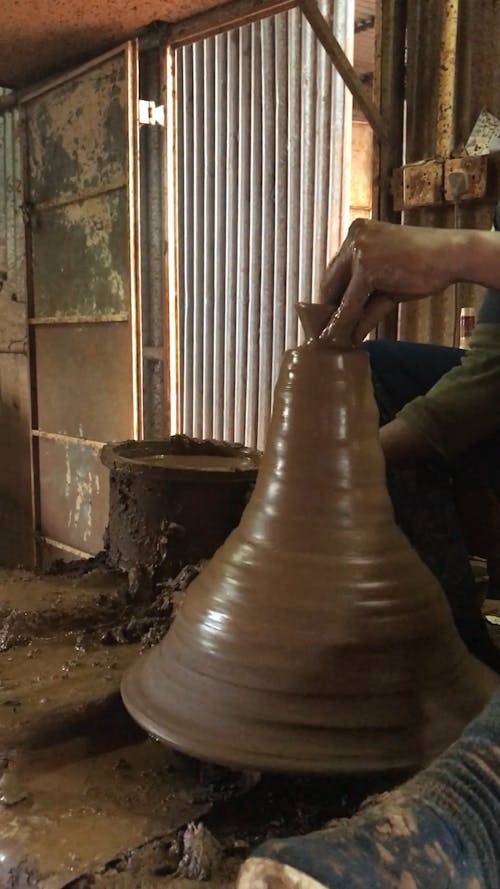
[22,46,140,564]
[0,90,33,567]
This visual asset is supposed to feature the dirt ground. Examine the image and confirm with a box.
[0,563,499,889]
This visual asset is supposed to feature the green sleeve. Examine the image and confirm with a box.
[397,324,500,458]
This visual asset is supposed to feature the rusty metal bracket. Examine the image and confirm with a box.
[392,152,500,210]
[298,0,389,144]
[392,160,444,211]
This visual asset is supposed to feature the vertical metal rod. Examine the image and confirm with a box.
[327,0,353,259]
[212,34,228,441]
[311,0,333,300]
[436,0,459,157]
[298,9,317,337]
[202,38,216,437]
[234,25,252,444]
[181,46,194,434]
[19,105,42,568]
[258,16,276,447]
[163,45,181,434]
[223,30,239,443]
[285,7,302,351]
[339,0,354,242]
[272,11,288,387]
[192,41,205,437]
[126,40,143,439]
[244,23,263,448]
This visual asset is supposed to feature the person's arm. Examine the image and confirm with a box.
[379,417,435,466]
[395,322,500,460]
[320,220,500,344]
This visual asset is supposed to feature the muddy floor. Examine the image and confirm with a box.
[1,563,499,889]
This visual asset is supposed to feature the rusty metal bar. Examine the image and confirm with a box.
[437,0,459,157]
[299,0,388,142]
[168,0,297,47]
[29,313,129,324]
[33,181,127,213]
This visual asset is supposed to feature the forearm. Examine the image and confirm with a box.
[380,417,436,467]
[453,230,500,290]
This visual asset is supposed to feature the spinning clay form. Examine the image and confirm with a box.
[122,303,498,773]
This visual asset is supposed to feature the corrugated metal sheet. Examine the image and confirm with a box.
[400,0,500,345]
[176,1,353,449]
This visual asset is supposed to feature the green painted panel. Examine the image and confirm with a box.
[27,53,128,205]
[32,189,130,317]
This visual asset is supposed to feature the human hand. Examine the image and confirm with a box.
[320,219,461,344]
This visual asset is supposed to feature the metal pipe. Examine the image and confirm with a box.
[436,0,459,157]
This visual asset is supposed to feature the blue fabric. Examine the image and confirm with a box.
[251,691,500,889]
[362,338,463,414]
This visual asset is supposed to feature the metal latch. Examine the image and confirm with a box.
[138,100,165,127]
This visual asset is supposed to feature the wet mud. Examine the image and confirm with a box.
[101,436,259,589]
[0,563,410,889]
[1,565,499,888]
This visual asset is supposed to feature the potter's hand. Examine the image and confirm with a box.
[320,219,466,345]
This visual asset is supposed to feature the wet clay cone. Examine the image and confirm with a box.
[121,304,498,773]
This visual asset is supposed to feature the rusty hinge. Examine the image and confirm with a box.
[138,99,165,127]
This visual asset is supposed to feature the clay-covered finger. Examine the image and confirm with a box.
[319,251,351,307]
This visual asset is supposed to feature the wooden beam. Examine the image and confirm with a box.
[168,0,297,46]
[299,0,388,144]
